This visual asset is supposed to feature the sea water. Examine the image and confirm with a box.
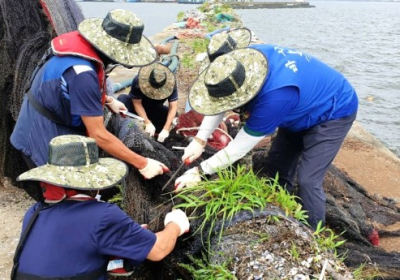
[77,1,400,157]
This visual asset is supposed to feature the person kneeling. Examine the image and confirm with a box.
[11,135,189,279]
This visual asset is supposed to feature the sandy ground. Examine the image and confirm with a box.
[1,26,400,279]
[2,122,399,279]
[0,180,33,279]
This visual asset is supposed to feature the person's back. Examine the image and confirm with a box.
[18,200,155,279]
[10,54,98,166]
[248,43,358,132]
[11,10,171,202]
[12,135,189,279]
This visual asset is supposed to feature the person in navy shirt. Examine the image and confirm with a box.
[10,9,170,201]
[12,135,190,279]
[118,62,178,143]
[174,45,358,230]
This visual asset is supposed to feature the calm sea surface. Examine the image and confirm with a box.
[77,1,400,157]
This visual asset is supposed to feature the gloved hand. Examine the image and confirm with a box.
[145,122,156,137]
[174,167,202,192]
[164,209,190,236]
[157,129,169,143]
[139,158,169,179]
[182,137,205,164]
[105,97,127,114]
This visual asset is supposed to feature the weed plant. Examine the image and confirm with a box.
[180,38,209,69]
[179,252,237,280]
[313,221,346,256]
[352,262,381,280]
[174,164,308,248]
[108,184,124,208]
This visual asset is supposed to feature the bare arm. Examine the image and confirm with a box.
[133,99,150,125]
[81,115,147,169]
[154,43,172,56]
[146,223,181,261]
[163,100,178,131]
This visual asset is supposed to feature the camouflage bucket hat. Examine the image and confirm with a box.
[199,27,252,74]
[189,48,268,115]
[78,9,157,67]
[17,135,128,190]
[138,62,176,100]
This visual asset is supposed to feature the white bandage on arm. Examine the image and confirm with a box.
[196,114,225,142]
[200,128,265,175]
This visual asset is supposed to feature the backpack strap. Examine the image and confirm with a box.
[11,202,46,280]
[24,48,86,133]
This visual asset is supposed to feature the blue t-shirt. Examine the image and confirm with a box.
[18,200,156,279]
[10,56,104,166]
[243,44,358,136]
[129,76,178,106]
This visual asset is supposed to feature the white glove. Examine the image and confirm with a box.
[139,158,169,179]
[145,122,156,137]
[182,138,205,164]
[157,129,169,143]
[174,167,202,192]
[105,97,127,114]
[164,209,190,236]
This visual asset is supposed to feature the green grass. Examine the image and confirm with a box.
[313,221,347,256]
[108,184,124,208]
[177,11,185,22]
[179,252,237,280]
[352,262,382,280]
[175,165,308,247]
[179,38,209,69]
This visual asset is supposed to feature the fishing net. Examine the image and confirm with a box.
[3,1,400,278]
[0,0,84,194]
[253,149,400,279]
[40,0,85,36]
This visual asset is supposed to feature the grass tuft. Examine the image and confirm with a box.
[175,165,308,247]
[179,251,237,280]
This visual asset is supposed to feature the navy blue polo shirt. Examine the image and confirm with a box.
[129,76,178,106]
[18,200,156,279]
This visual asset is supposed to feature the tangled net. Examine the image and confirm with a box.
[253,150,400,279]
[0,0,84,201]
[3,1,400,279]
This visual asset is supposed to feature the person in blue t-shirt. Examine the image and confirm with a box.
[10,9,170,202]
[11,135,190,280]
[174,45,358,230]
[118,62,178,143]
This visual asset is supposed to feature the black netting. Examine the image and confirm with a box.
[3,1,400,278]
[253,149,400,278]
[0,0,84,195]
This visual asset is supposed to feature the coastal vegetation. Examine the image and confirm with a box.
[154,2,396,278]
[1,0,400,278]
[173,165,357,279]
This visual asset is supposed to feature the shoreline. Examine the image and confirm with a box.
[1,4,400,278]
[76,0,315,9]
[145,21,400,251]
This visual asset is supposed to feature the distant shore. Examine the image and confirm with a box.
[76,0,315,9]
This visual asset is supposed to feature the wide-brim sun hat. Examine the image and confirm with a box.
[199,27,252,74]
[189,48,268,116]
[78,9,157,68]
[17,135,128,190]
[138,62,176,100]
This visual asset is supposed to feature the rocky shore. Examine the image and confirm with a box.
[150,23,400,253]
[1,5,400,280]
